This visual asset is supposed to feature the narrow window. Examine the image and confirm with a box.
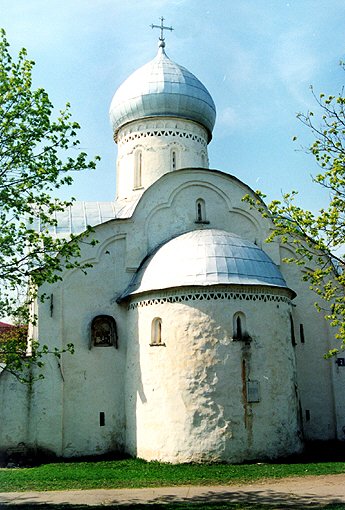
[134,150,142,189]
[197,202,202,221]
[236,316,242,339]
[300,323,305,344]
[171,150,177,170]
[100,412,105,426]
[116,160,120,199]
[195,198,208,223]
[50,294,54,317]
[305,409,310,422]
[151,317,164,346]
[290,313,296,346]
[233,312,250,342]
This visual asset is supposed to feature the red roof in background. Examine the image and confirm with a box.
[0,322,12,328]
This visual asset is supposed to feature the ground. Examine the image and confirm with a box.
[0,473,345,507]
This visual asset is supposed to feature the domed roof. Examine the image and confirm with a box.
[109,46,216,141]
[120,229,293,300]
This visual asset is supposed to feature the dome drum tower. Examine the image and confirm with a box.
[115,118,209,201]
[110,44,216,201]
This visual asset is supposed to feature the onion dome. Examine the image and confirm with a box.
[109,46,216,141]
[120,229,294,300]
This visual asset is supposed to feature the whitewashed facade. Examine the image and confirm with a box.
[0,38,344,463]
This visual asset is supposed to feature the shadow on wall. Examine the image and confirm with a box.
[125,304,146,458]
[1,439,344,468]
[0,447,128,468]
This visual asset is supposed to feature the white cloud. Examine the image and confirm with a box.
[216,103,271,134]
[271,23,331,108]
[274,28,318,83]
[217,107,239,129]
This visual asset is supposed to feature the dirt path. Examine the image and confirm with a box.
[0,473,345,507]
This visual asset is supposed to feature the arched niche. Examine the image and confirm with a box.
[89,315,118,349]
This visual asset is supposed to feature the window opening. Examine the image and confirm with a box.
[195,198,209,224]
[300,323,305,344]
[151,317,165,346]
[236,316,242,338]
[197,202,202,221]
[134,150,142,189]
[233,312,251,343]
[290,313,296,346]
[171,150,177,170]
[305,409,310,422]
[116,160,120,200]
[100,412,105,426]
[50,294,54,317]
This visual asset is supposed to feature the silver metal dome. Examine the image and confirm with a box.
[121,229,291,299]
[109,47,216,141]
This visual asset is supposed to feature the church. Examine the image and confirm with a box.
[0,24,345,464]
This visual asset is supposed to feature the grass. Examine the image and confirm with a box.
[0,457,345,492]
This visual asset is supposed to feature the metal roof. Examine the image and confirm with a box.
[109,47,216,140]
[121,229,290,299]
[32,199,139,237]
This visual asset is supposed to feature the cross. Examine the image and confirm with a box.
[150,17,173,45]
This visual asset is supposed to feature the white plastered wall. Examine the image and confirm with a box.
[125,286,301,463]
[116,118,209,201]
[123,169,275,271]
[0,168,341,459]
[280,246,345,442]
[0,372,30,456]
[26,225,130,457]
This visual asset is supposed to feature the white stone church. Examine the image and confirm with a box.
[1,29,345,464]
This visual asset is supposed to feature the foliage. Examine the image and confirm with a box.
[0,324,74,383]
[0,29,99,379]
[245,65,345,356]
[0,324,27,366]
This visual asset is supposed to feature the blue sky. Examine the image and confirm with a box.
[1,0,345,210]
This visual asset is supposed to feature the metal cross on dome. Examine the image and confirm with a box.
[150,17,173,46]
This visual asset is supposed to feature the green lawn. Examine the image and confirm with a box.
[0,458,345,492]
